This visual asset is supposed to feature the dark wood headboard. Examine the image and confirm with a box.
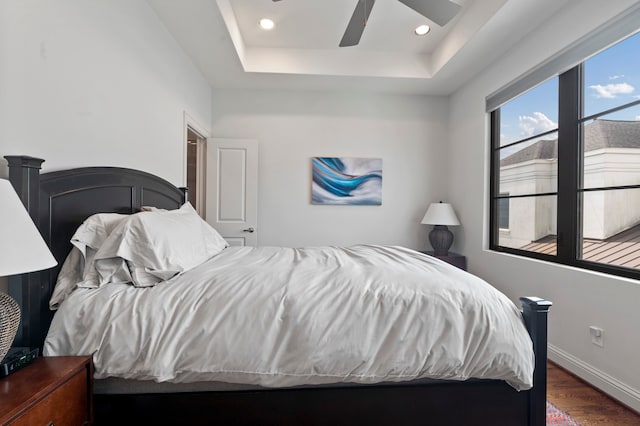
[5,155,187,351]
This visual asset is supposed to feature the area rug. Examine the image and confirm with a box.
[547,401,581,425]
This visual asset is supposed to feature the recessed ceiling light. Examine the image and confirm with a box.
[259,18,275,30]
[415,24,430,36]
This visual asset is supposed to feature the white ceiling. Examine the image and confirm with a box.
[146,0,571,95]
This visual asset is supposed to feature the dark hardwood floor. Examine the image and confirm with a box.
[547,361,640,425]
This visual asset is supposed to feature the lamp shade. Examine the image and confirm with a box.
[421,202,460,226]
[0,179,57,276]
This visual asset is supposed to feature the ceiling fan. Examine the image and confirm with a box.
[272,0,461,47]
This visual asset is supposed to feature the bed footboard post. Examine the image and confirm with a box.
[520,296,552,426]
[4,155,46,350]
[179,186,188,204]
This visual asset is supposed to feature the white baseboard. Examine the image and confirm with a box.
[548,344,640,413]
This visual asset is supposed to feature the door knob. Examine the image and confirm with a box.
[243,227,255,233]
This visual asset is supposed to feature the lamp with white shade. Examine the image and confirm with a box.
[421,201,460,256]
[0,178,57,364]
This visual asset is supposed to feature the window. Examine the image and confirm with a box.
[493,78,559,252]
[489,30,640,279]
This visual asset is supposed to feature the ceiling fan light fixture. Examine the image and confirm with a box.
[339,0,459,47]
[414,24,430,36]
[259,18,275,30]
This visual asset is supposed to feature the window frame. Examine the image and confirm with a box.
[489,43,640,281]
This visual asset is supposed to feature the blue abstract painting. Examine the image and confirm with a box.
[312,157,382,205]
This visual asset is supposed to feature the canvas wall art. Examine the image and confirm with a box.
[312,157,382,205]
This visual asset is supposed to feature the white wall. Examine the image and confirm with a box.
[449,0,640,411]
[499,160,557,247]
[583,150,640,239]
[0,0,211,183]
[0,0,212,292]
[211,89,449,249]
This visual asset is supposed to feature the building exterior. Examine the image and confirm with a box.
[499,119,640,249]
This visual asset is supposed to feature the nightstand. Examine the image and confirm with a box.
[422,251,467,271]
[0,356,93,425]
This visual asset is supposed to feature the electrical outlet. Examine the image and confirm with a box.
[589,326,604,347]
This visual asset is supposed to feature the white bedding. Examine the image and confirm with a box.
[43,244,535,391]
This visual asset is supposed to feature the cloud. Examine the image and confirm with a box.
[609,75,625,80]
[500,132,519,146]
[589,83,634,99]
[518,112,557,137]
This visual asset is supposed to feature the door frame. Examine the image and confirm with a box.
[183,112,210,214]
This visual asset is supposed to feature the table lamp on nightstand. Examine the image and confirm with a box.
[421,201,460,256]
[0,179,57,370]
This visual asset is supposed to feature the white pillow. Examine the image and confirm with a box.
[71,213,129,288]
[94,202,228,285]
[70,213,128,258]
[91,256,163,288]
[50,213,128,309]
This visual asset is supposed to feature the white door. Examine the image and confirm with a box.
[206,138,258,247]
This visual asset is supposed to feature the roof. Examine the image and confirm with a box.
[584,119,640,150]
[520,223,640,269]
[501,138,557,166]
[501,119,640,166]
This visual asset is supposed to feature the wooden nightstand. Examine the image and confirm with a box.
[423,251,467,271]
[0,356,93,425]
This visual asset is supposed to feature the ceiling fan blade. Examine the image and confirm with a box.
[397,0,460,26]
[339,0,376,47]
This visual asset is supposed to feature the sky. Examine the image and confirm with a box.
[500,30,640,150]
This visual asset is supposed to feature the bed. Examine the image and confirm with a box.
[5,155,552,426]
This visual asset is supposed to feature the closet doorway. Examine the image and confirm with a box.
[186,127,207,218]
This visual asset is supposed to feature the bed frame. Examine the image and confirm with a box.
[5,155,552,426]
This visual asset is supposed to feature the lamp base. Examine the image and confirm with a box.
[429,225,454,256]
[0,291,20,362]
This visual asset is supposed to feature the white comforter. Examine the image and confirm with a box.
[43,245,534,390]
